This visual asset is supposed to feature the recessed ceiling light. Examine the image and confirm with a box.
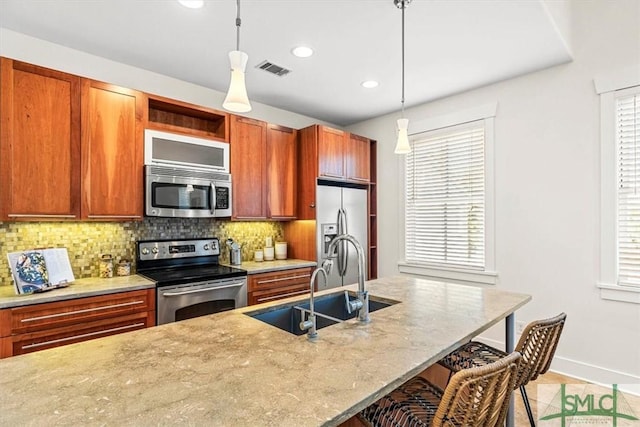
[178,0,204,9]
[291,46,314,58]
[361,80,379,89]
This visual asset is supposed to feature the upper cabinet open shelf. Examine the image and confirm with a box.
[146,95,229,142]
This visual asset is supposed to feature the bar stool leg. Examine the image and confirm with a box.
[521,385,536,427]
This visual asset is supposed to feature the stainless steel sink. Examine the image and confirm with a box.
[245,291,399,335]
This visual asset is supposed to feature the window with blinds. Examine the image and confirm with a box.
[617,90,640,286]
[405,120,485,270]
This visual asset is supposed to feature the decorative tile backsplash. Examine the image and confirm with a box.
[0,219,284,287]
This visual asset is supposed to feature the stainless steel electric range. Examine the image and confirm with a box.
[136,238,247,325]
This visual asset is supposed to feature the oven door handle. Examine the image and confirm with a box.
[162,282,245,297]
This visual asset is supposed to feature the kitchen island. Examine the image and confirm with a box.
[0,276,530,426]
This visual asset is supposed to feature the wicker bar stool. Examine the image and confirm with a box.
[358,352,521,427]
[438,312,567,427]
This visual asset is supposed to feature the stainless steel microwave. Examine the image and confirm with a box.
[145,165,232,218]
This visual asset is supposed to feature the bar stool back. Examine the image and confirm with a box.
[359,352,521,427]
[439,312,567,426]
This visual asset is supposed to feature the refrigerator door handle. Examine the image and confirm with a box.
[336,209,344,276]
[338,208,348,277]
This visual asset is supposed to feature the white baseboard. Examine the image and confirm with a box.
[478,337,640,396]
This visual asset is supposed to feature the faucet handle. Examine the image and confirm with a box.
[344,291,363,314]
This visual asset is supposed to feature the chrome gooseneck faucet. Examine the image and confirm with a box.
[299,266,328,339]
[325,234,369,323]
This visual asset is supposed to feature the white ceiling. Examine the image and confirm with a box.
[0,0,571,126]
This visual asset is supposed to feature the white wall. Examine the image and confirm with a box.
[0,28,336,130]
[349,0,640,390]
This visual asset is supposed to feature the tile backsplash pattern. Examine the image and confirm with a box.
[0,219,284,287]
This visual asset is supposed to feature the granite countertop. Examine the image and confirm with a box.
[0,276,530,426]
[0,275,156,309]
[234,258,317,274]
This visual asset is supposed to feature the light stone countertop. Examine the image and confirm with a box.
[0,276,530,426]
[232,258,317,274]
[0,275,156,309]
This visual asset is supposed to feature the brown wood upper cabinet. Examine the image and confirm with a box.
[231,116,267,219]
[346,133,371,183]
[296,125,371,220]
[231,116,297,220]
[0,58,82,220]
[318,126,346,179]
[81,80,144,220]
[267,124,297,219]
[0,57,145,221]
[301,124,371,183]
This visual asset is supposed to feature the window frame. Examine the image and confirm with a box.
[398,103,497,285]
[598,83,640,304]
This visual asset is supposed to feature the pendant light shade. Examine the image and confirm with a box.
[223,50,251,113]
[223,0,251,113]
[394,0,411,154]
[395,118,411,154]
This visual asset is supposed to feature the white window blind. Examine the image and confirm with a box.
[617,90,640,286]
[405,120,485,269]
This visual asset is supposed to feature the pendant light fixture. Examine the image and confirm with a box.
[223,0,252,113]
[394,0,411,154]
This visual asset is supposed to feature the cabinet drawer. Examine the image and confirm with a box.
[247,267,313,292]
[3,289,155,335]
[248,283,310,306]
[6,311,154,356]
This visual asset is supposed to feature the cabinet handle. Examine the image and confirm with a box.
[162,282,245,297]
[309,203,315,208]
[347,177,369,183]
[87,215,143,219]
[21,300,145,323]
[234,216,268,220]
[256,274,311,285]
[322,173,343,179]
[257,289,310,302]
[8,214,76,218]
[21,322,146,350]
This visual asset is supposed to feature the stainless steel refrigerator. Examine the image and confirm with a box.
[316,182,368,290]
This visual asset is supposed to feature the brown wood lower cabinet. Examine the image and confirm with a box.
[0,289,155,358]
[248,267,314,306]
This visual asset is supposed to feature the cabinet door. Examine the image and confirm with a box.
[267,124,297,219]
[81,80,144,219]
[230,116,267,219]
[318,126,346,180]
[0,58,81,220]
[346,133,370,183]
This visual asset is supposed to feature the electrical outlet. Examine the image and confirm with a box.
[516,321,525,334]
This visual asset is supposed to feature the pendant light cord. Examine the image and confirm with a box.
[401,0,405,117]
[235,0,241,51]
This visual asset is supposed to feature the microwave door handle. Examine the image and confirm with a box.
[210,182,216,215]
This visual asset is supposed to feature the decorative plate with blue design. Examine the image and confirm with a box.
[16,252,49,285]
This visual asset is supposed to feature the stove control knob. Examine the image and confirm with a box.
[151,247,159,254]
[141,247,150,255]
[203,244,209,251]
[211,241,218,250]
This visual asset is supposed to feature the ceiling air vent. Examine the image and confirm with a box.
[256,60,291,77]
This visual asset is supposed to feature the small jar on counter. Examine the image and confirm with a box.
[116,259,131,276]
[99,254,114,278]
